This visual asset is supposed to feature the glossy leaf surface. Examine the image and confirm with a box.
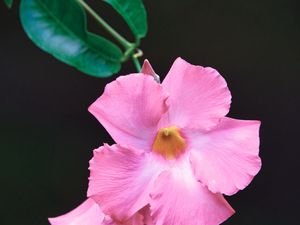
[104,0,147,39]
[20,0,123,77]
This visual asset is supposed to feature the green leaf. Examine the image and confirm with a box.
[4,0,13,8]
[20,0,123,78]
[103,0,147,39]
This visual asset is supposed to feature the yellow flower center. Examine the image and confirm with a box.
[152,126,186,159]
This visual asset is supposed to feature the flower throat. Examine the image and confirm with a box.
[152,126,186,159]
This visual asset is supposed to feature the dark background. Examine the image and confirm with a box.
[1,0,299,224]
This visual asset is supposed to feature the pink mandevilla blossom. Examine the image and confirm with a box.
[87,58,261,225]
[49,57,261,225]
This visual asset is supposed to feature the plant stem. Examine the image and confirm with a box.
[132,57,141,72]
[132,49,143,71]
[76,0,133,49]
[77,0,143,72]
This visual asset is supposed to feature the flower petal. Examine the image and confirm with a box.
[88,144,164,221]
[141,59,160,82]
[161,57,231,130]
[189,117,262,195]
[89,74,168,150]
[102,212,143,225]
[150,162,234,225]
[126,212,144,225]
[139,205,154,225]
[48,198,104,225]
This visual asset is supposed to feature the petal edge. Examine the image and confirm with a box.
[161,57,231,130]
[150,163,234,225]
[88,144,164,221]
[189,117,262,195]
[89,74,168,150]
[48,198,104,225]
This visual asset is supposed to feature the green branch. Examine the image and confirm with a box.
[76,0,133,49]
[77,0,143,72]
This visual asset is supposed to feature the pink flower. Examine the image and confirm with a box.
[48,198,152,225]
[86,57,261,225]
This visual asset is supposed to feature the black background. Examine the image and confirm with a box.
[1,0,299,224]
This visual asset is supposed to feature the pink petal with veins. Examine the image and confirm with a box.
[161,57,231,130]
[48,198,104,225]
[189,117,261,195]
[89,74,168,151]
[150,161,234,225]
[88,144,165,222]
